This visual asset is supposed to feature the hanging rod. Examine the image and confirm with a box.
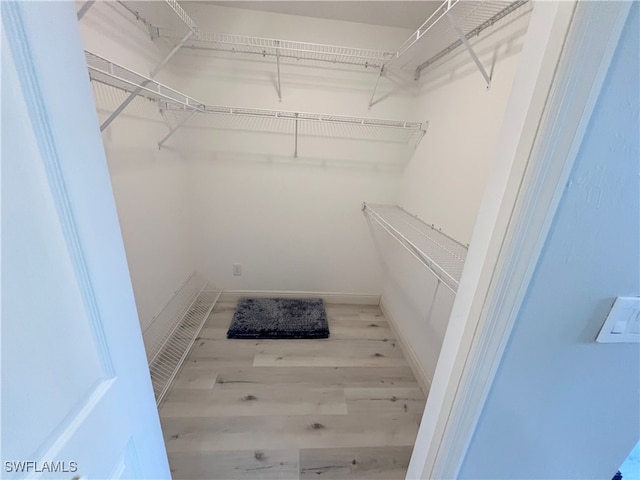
[85,50,426,149]
[362,203,467,293]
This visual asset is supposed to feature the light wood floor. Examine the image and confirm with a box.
[159,299,426,480]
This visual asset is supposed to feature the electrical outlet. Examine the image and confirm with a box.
[233,263,242,276]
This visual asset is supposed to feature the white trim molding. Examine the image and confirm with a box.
[407,1,633,478]
[220,290,380,306]
[379,299,432,396]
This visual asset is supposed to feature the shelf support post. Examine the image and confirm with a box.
[294,113,298,158]
[100,31,194,132]
[77,0,95,20]
[158,109,197,149]
[414,129,427,150]
[368,66,384,109]
[425,279,441,326]
[446,11,491,88]
[275,41,282,101]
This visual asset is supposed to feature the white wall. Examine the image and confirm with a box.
[78,3,537,393]
[401,4,533,245]
[459,4,640,477]
[378,6,533,385]
[167,3,418,293]
[80,4,197,330]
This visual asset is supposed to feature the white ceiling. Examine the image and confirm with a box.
[207,1,442,30]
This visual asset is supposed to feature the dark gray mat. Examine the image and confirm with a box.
[227,298,329,339]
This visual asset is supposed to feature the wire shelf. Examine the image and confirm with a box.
[116,0,526,90]
[393,0,529,73]
[142,273,222,405]
[415,0,529,74]
[85,51,205,111]
[363,203,468,293]
[85,50,426,147]
[158,28,395,69]
[160,102,424,129]
[159,103,426,145]
[163,0,199,35]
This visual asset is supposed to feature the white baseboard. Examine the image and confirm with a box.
[220,290,380,306]
[380,298,432,396]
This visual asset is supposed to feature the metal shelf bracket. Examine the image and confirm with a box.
[446,11,491,88]
[158,109,198,149]
[100,30,194,131]
[275,40,282,101]
[413,1,528,83]
[294,113,299,157]
[368,66,384,109]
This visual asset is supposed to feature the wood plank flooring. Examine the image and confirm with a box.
[159,299,426,480]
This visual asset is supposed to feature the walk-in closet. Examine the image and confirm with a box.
[78,0,532,477]
[5,1,639,478]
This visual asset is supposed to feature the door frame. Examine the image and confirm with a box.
[406,1,633,478]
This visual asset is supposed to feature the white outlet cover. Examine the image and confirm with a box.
[596,297,640,343]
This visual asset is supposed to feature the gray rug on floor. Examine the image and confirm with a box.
[227,298,329,339]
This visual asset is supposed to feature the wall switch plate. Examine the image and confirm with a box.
[232,263,242,276]
[596,297,640,343]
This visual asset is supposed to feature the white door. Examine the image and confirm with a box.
[1,2,170,479]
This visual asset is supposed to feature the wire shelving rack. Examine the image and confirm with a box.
[363,203,468,293]
[157,28,395,70]
[85,51,204,111]
[142,273,222,406]
[81,0,529,109]
[408,0,530,79]
[86,50,427,151]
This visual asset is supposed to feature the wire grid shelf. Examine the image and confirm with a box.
[158,28,395,69]
[391,0,527,71]
[86,50,426,149]
[163,0,199,35]
[416,0,529,74]
[363,203,468,292]
[85,51,205,111]
[159,102,426,143]
[142,273,221,405]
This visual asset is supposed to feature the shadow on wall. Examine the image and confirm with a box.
[370,70,419,108]
[415,6,533,94]
[164,147,408,174]
[367,218,457,382]
[170,50,417,100]
[164,116,425,170]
